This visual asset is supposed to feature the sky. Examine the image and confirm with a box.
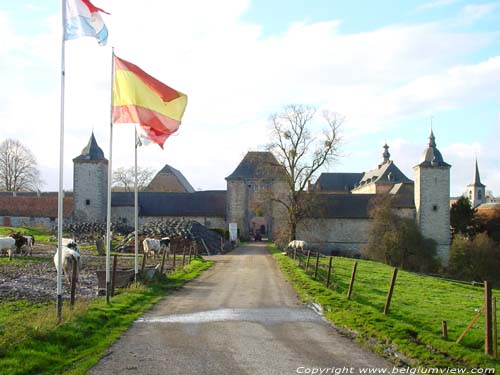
[0,0,499,196]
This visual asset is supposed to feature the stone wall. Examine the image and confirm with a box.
[73,161,108,223]
[3,216,57,228]
[226,180,248,238]
[297,218,371,254]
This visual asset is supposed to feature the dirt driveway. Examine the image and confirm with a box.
[90,243,391,375]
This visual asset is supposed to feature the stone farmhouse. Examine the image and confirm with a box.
[1,130,457,262]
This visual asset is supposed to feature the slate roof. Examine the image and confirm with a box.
[311,173,363,192]
[146,164,195,193]
[226,152,287,181]
[355,160,413,187]
[467,160,485,188]
[0,196,73,218]
[112,191,226,217]
[73,132,107,161]
[418,130,450,167]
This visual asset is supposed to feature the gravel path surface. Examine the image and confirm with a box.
[89,243,392,375]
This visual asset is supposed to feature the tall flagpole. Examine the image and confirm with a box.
[134,128,139,282]
[105,47,115,303]
[57,0,67,321]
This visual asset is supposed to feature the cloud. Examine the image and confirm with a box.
[417,0,459,12]
[1,0,499,195]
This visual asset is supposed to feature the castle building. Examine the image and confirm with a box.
[0,130,453,263]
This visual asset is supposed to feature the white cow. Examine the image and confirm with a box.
[287,240,308,252]
[142,237,171,259]
[53,241,82,284]
[0,237,16,260]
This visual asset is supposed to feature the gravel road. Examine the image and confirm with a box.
[89,243,392,375]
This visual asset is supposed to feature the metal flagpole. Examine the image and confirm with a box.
[105,47,115,303]
[134,128,139,282]
[57,0,67,322]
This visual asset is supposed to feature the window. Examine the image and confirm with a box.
[432,205,438,211]
[85,199,90,205]
[478,190,482,200]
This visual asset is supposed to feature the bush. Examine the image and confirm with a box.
[363,196,439,273]
[448,233,500,286]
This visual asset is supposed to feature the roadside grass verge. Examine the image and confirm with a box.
[0,257,213,375]
[268,244,499,370]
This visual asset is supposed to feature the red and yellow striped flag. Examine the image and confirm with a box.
[112,55,188,148]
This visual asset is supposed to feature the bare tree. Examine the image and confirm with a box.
[267,104,343,241]
[0,139,43,192]
[112,166,155,192]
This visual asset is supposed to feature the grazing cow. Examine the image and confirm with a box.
[287,240,308,253]
[142,237,170,259]
[0,237,17,260]
[53,241,82,284]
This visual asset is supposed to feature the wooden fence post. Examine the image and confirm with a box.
[182,245,187,267]
[493,296,497,359]
[314,251,320,280]
[70,259,77,307]
[442,320,448,340]
[347,261,358,299]
[189,244,193,264]
[305,251,311,272]
[457,307,484,344]
[485,281,493,356]
[172,245,176,269]
[160,245,168,274]
[111,254,118,297]
[141,251,147,272]
[326,257,333,288]
[384,267,398,315]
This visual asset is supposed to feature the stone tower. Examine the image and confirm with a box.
[413,130,451,264]
[73,132,108,223]
[466,159,486,208]
[226,152,288,240]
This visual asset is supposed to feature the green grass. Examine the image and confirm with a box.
[0,226,55,243]
[0,257,213,375]
[269,244,499,370]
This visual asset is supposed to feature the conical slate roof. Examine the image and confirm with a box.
[467,159,485,188]
[73,132,106,161]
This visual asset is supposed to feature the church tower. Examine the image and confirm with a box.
[413,130,451,264]
[73,132,108,223]
[466,159,486,208]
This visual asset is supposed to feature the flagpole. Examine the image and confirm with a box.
[134,128,139,283]
[105,47,115,303]
[56,0,67,322]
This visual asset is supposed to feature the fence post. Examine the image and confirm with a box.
[384,267,398,315]
[141,251,147,272]
[347,261,358,299]
[160,244,168,274]
[457,307,483,344]
[493,296,497,359]
[182,245,187,267]
[111,254,118,297]
[189,244,193,264]
[485,281,493,356]
[70,259,77,307]
[313,251,320,280]
[326,257,333,288]
[172,245,176,269]
[442,320,448,340]
[305,251,311,272]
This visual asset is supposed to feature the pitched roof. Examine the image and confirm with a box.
[226,152,287,181]
[73,132,107,162]
[467,159,485,188]
[112,191,226,217]
[355,160,412,188]
[311,173,363,192]
[0,196,73,218]
[145,164,195,193]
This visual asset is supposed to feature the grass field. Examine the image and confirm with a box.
[269,244,499,370]
[0,257,213,375]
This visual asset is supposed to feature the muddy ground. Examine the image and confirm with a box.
[0,243,160,302]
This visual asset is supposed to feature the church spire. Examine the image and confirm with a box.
[470,158,485,187]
